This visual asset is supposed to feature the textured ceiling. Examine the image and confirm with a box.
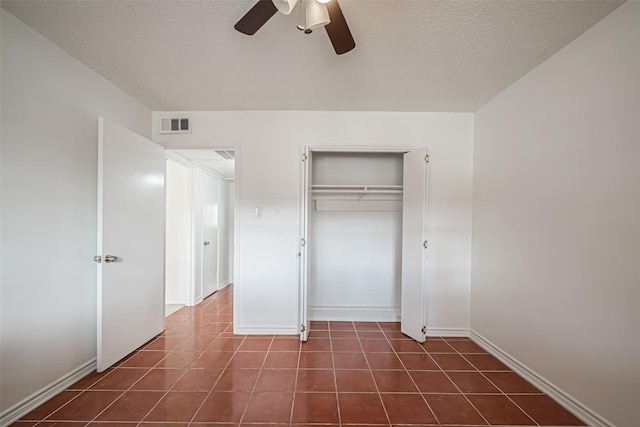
[1,0,623,112]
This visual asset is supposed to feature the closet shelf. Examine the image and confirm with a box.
[311,185,403,195]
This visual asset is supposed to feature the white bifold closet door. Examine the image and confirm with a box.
[299,148,312,341]
[96,117,166,372]
[400,148,429,342]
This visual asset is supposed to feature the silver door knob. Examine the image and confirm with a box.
[93,255,102,263]
[104,255,119,263]
[203,241,210,246]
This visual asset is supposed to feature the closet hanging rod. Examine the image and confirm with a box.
[311,184,403,192]
[312,189,403,194]
[311,184,403,188]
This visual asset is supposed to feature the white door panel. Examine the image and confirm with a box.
[401,148,428,342]
[97,117,165,372]
[299,148,311,341]
[201,172,219,298]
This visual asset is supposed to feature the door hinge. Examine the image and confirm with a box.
[301,324,307,332]
[423,240,428,249]
[424,154,429,163]
[302,153,308,162]
[421,326,427,335]
[301,238,306,247]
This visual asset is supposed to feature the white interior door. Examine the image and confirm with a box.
[201,173,220,298]
[400,148,429,342]
[97,117,166,372]
[299,148,311,341]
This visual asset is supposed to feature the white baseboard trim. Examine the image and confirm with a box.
[310,305,400,322]
[426,327,469,337]
[217,280,231,290]
[470,330,613,427]
[165,299,186,305]
[0,358,96,427]
[235,326,299,335]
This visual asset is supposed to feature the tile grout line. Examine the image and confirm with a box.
[432,338,496,426]
[452,341,542,427]
[74,346,169,425]
[236,335,276,426]
[359,321,392,427]
[30,355,156,424]
[134,302,232,427]
[332,322,391,426]
[288,334,303,427]
[130,310,202,427]
[327,321,343,427]
[185,317,247,425]
[380,326,441,426]
[157,300,222,427]
[22,387,88,425]
[18,292,582,427]
[477,370,542,426]
[435,363,492,426]
[27,289,234,426]
[441,336,538,427]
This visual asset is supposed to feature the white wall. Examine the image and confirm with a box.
[0,9,151,417]
[153,111,474,335]
[310,209,402,319]
[471,3,640,426]
[228,182,235,284]
[217,178,232,287]
[165,158,193,304]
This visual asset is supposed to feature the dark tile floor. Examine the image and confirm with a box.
[13,286,585,426]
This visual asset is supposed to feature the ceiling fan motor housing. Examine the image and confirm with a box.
[235,0,356,55]
[273,0,298,15]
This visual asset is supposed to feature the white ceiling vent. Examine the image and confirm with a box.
[214,150,235,160]
[160,118,191,134]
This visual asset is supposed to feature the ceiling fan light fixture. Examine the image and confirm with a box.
[272,0,298,15]
[306,0,330,30]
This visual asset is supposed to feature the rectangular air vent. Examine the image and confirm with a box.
[160,118,191,134]
[214,150,235,160]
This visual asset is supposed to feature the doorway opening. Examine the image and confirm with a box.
[165,149,236,314]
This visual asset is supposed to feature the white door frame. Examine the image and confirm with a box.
[165,149,238,308]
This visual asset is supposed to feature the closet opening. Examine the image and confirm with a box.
[299,147,429,343]
[310,152,403,321]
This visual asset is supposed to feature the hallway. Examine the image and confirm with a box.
[13,285,584,426]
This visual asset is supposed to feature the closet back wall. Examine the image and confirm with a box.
[310,152,405,321]
[152,112,473,335]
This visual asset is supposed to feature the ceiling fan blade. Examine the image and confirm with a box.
[234,0,278,35]
[324,0,355,55]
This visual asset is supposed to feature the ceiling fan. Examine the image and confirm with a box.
[234,0,356,55]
